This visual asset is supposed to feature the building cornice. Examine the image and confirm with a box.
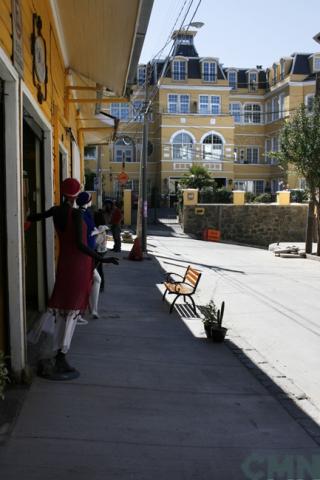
[160,84,231,91]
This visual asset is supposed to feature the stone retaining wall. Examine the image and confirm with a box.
[183,204,308,247]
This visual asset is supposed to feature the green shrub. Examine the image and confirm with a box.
[199,186,215,203]
[199,187,232,204]
[290,189,308,203]
[213,188,232,203]
[245,192,256,203]
[253,193,274,203]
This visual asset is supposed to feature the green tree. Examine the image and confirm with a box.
[179,165,213,190]
[273,97,320,255]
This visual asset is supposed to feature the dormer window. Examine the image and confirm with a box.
[172,58,187,81]
[248,71,258,91]
[202,60,217,82]
[314,56,320,72]
[273,63,277,84]
[265,68,270,90]
[228,70,237,90]
[280,59,285,80]
[137,65,146,86]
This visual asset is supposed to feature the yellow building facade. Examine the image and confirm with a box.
[0,0,153,376]
[93,31,319,206]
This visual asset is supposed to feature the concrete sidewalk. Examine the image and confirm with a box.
[1,243,320,479]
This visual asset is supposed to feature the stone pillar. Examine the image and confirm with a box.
[277,190,290,205]
[183,189,198,206]
[123,189,132,225]
[233,190,245,205]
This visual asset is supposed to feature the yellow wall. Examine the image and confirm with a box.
[0,0,82,202]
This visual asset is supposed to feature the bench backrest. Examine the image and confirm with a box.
[183,266,201,290]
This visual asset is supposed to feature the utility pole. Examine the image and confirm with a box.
[140,63,150,253]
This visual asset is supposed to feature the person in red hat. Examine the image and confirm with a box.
[27,178,119,380]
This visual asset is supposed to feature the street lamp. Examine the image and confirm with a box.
[183,21,204,29]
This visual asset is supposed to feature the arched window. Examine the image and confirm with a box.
[172,132,194,161]
[114,137,135,163]
[202,134,223,161]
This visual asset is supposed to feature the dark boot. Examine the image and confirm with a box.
[55,351,76,373]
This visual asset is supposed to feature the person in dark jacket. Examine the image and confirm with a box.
[104,200,122,252]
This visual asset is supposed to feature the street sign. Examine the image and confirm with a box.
[118,171,129,185]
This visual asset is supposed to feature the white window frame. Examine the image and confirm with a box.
[199,95,209,114]
[272,96,279,121]
[84,145,98,160]
[305,93,315,113]
[228,70,237,90]
[266,101,272,123]
[248,71,258,92]
[234,180,264,194]
[272,63,277,84]
[244,103,262,124]
[314,56,320,72]
[110,103,130,121]
[114,138,135,163]
[246,147,259,164]
[265,139,272,164]
[167,94,190,114]
[202,60,217,82]
[172,58,187,81]
[171,131,194,162]
[137,65,146,86]
[280,59,285,80]
[201,132,224,162]
[132,100,144,122]
[199,95,221,115]
[279,94,285,118]
[229,102,241,123]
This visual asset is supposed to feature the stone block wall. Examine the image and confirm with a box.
[183,204,308,247]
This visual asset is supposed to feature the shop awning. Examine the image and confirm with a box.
[52,0,153,96]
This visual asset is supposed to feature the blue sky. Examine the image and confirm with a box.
[140,0,320,69]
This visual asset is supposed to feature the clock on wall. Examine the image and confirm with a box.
[31,14,48,104]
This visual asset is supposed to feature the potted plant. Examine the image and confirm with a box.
[201,300,227,342]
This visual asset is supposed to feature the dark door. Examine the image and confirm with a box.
[23,117,47,330]
[0,79,8,352]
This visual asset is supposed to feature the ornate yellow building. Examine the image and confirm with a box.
[92,30,319,206]
[0,0,153,376]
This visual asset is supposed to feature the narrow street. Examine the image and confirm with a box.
[150,221,320,421]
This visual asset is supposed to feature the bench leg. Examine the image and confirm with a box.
[162,288,168,301]
[169,295,180,313]
[189,295,197,315]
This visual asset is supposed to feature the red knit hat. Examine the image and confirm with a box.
[61,178,81,198]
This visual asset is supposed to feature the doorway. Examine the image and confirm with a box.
[0,78,8,352]
[23,115,47,329]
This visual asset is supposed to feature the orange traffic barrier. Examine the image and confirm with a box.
[207,229,221,242]
[128,237,143,261]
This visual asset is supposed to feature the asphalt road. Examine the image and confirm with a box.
[149,226,320,423]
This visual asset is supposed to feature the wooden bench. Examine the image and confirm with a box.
[162,265,202,314]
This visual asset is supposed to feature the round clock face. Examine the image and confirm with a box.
[34,36,46,83]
